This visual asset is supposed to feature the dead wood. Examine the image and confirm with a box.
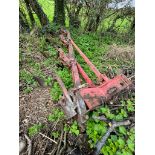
[25,134,32,155]
[94,120,131,155]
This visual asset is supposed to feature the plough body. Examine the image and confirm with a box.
[54,30,132,125]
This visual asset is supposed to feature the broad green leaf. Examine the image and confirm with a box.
[118,138,125,149]
[111,135,117,142]
[119,126,127,135]
[116,151,122,155]
[100,107,108,113]
[127,139,135,152]
[115,114,123,121]
[121,109,128,117]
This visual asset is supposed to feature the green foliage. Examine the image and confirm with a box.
[119,126,127,135]
[100,133,135,155]
[48,108,64,122]
[20,69,35,85]
[86,102,135,154]
[28,123,43,137]
[90,101,135,154]
[44,76,52,86]
[98,105,129,121]
[50,68,73,101]
[127,139,134,152]
[24,87,33,94]
[39,36,47,51]
[50,82,62,101]
[57,69,73,88]
[127,99,135,112]
[69,121,80,136]
[86,118,108,148]
[51,131,59,138]
[19,69,36,93]
[63,121,80,136]
[19,18,134,154]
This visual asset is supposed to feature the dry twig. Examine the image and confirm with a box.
[66,148,76,155]
[92,115,108,122]
[25,134,32,155]
[59,130,67,155]
[39,132,57,144]
[56,128,64,155]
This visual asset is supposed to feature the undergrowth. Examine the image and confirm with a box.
[86,97,135,155]
[20,28,134,154]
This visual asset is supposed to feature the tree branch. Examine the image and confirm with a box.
[94,120,131,155]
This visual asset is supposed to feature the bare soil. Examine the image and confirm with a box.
[105,44,135,62]
[19,88,54,133]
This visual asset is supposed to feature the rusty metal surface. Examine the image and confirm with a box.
[53,73,77,119]
[80,74,132,109]
[53,29,132,125]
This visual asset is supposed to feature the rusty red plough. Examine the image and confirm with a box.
[54,29,132,127]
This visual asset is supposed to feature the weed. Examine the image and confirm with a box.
[51,131,59,139]
[19,69,37,93]
[20,69,35,85]
[50,68,73,101]
[87,118,108,148]
[48,108,64,122]
[50,82,62,101]
[85,101,135,155]
[28,123,43,137]
[24,86,33,94]
[69,121,80,136]
[44,76,52,86]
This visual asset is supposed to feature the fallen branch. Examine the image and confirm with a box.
[25,134,32,155]
[94,120,131,155]
[56,128,64,155]
[39,132,57,144]
[92,115,108,122]
[66,148,76,155]
[59,130,67,155]
[48,147,57,155]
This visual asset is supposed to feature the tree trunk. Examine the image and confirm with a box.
[131,18,135,30]
[24,0,35,28]
[66,3,82,28]
[87,14,101,32]
[19,8,30,31]
[28,0,49,26]
[53,0,65,26]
